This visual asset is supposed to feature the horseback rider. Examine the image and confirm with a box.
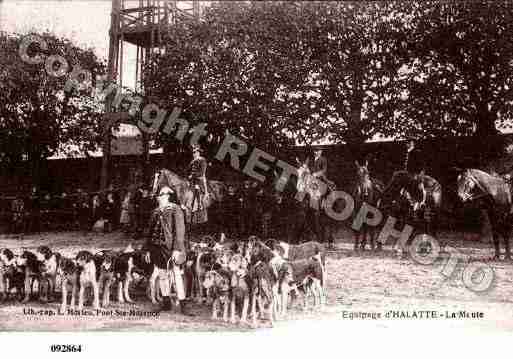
[402,139,423,207]
[403,140,442,236]
[188,144,208,211]
[310,147,328,182]
[146,185,193,316]
[404,139,423,174]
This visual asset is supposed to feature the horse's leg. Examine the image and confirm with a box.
[353,230,360,252]
[369,226,376,251]
[504,230,511,260]
[314,210,324,243]
[492,230,501,260]
[501,217,512,260]
[375,230,382,251]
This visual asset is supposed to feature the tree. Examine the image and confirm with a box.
[143,1,513,167]
[144,1,307,158]
[296,2,417,156]
[144,1,418,160]
[395,1,513,157]
[0,31,106,187]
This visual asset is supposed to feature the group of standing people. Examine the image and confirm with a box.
[93,186,154,235]
[221,147,330,244]
[3,185,154,236]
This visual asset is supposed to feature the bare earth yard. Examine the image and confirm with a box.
[0,230,512,332]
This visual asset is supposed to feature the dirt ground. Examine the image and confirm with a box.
[1,229,513,332]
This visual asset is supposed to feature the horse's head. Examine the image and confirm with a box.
[354,160,373,196]
[355,160,370,182]
[296,162,311,192]
[457,169,481,202]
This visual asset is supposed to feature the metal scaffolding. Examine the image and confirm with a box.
[101,0,203,191]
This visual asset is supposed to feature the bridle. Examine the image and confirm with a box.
[459,171,489,202]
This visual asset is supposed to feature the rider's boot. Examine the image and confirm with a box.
[493,240,501,260]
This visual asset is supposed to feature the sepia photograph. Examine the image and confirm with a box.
[0,0,513,355]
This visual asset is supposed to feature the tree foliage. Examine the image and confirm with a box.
[144,0,513,157]
[396,1,513,143]
[0,31,106,180]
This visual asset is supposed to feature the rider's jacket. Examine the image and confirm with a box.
[190,156,207,182]
[404,147,424,174]
[309,156,327,178]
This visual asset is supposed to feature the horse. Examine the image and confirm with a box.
[352,160,385,251]
[381,170,443,254]
[292,160,337,246]
[457,168,512,260]
[152,168,226,231]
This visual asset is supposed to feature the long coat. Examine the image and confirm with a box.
[404,148,424,173]
[146,203,186,252]
[310,156,328,178]
[189,156,207,182]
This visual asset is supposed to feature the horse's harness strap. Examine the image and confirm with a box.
[466,172,490,201]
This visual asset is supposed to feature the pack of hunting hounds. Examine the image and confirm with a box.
[0,236,327,325]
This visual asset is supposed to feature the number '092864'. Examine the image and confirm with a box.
[50,345,82,353]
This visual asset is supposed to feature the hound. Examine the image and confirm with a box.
[278,257,324,316]
[16,250,43,303]
[193,249,218,303]
[267,239,327,304]
[134,244,172,305]
[228,253,250,324]
[112,251,137,304]
[57,256,78,313]
[94,250,117,307]
[247,253,279,326]
[202,269,231,322]
[36,246,61,302]
[0,249,14,301]
[75,251,100,310]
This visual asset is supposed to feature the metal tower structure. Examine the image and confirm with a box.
[101,0,203,191]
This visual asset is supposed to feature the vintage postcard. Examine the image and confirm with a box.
[0,0,512,356]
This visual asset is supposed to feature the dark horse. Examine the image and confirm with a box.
[352,160,385,251]
[457,169,512,260]
[290,161,338,246]
[380,170,443,253]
